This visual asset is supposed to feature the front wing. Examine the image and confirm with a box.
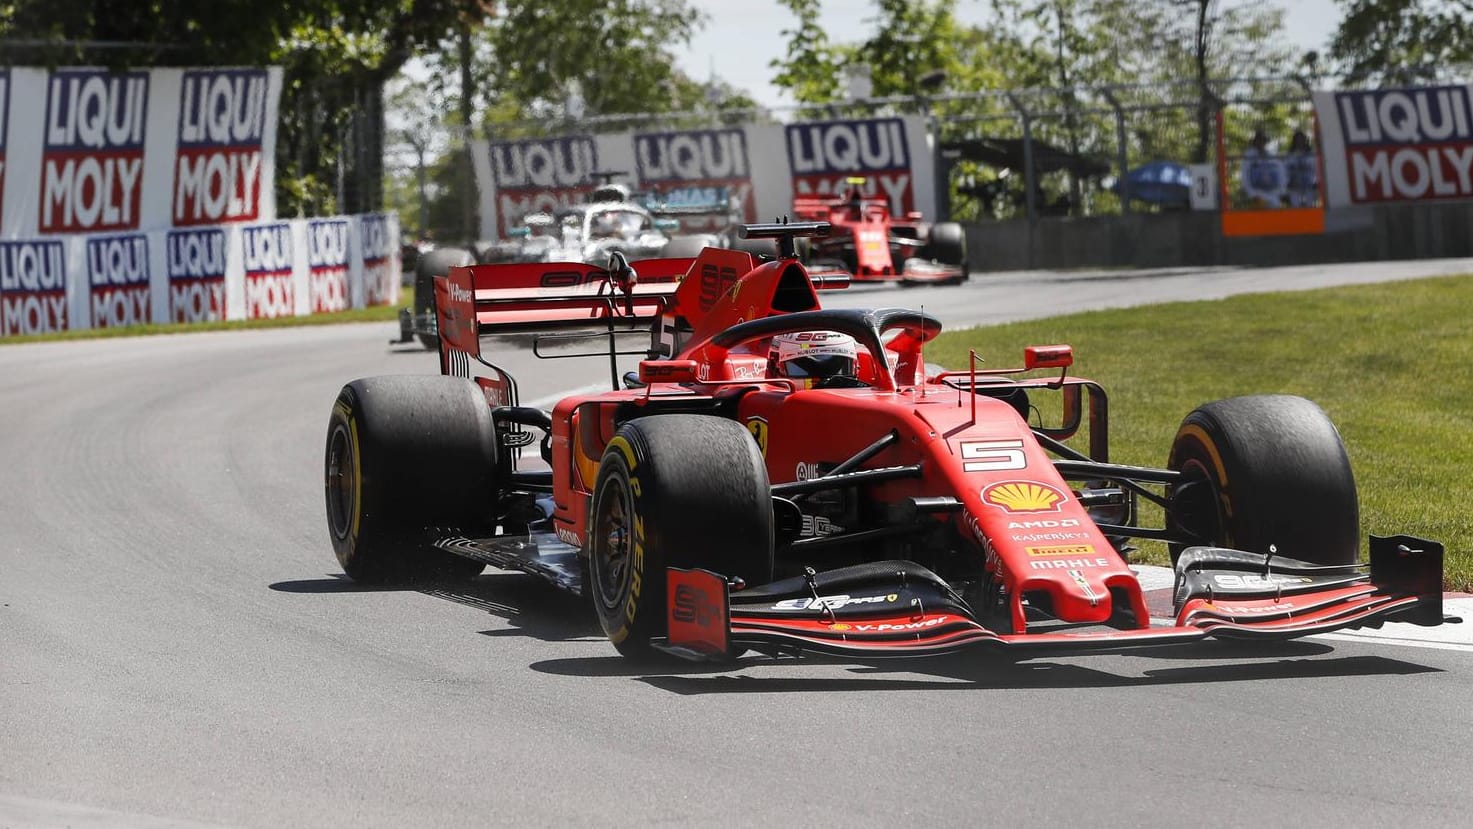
[898,258,966,282]
[659,536,1448,661]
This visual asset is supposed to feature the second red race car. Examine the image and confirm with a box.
[792,178,968,285]
[324,222,1449,664]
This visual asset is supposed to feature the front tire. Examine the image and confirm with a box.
[1166,394,1359,565]
[923,222,968,269]
[588,415,774,658]
[324,375,497,583]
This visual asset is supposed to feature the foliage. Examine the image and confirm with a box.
[769,0,848,104]
[1330,0,1473,86]
[482,0,708,119]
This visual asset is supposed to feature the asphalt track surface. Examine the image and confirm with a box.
[3,259,1472,828]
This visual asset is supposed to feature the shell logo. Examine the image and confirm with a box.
[981,480,1066,514]
[829,623,853,632]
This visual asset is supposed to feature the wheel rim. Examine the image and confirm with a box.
[592,474,634,612]
[325,423,357,541]
[1170,458,1222,546]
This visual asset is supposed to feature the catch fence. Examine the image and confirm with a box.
[396,76,1317,240]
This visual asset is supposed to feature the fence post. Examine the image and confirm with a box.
[1101,87,1129,214]
[1007,92,1037,269]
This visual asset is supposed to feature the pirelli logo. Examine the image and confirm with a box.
[1026,544,1095,557]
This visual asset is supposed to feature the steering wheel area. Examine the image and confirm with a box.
[693,308,942,392]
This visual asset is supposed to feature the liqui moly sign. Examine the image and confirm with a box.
[40,70,150,234]
[0,240,68,336]
[174,69,270,225]
[86,234,151,328]
[635,128,755,227]
[785,117,916,214]
[1318,84,1473,207]
[359,213,396,307]
[243,222,294,319]
[167,228,227,323]
[488,135,598,236]
[307,218,350,314]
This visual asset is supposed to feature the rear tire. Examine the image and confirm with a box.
[324,375,497,583]
[413,247,476,350]
[1166,394,1359,565]
[588,415,774,659]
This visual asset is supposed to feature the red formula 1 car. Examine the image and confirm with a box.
[324,222,1448,662]
[792,180,968,285]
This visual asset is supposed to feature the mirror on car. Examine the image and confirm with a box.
[638,359,700,384]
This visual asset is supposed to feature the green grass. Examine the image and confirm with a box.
[0,288,412,345]
[926,273,1473,592]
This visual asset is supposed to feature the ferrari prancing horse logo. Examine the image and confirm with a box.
[745,416,769,457]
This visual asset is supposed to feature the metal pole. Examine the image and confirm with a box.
[1007,92,1037,270]
[1101,87,1130,214]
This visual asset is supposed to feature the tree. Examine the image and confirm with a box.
[1330,0,1473,86]
[482,0,708,120]
[769,0,848,104]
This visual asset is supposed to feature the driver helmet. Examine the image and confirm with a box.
[767,331,859,389]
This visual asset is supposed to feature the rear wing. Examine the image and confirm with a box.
[433,243,852,379]
[435,258,691,374]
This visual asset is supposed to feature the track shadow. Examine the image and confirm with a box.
[525,634,1440,694]
[623,652,1440,695]
[270,571,603,644]
[274,575,1444,689]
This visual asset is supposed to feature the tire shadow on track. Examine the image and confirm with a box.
[529,645,1443,694]
[270,571,605,644]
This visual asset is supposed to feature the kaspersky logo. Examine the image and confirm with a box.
[981,480,1066,514]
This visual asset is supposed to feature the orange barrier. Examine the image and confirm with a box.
[1221,207,1325,237]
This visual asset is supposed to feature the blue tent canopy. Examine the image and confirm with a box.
[1109,160,1192,208]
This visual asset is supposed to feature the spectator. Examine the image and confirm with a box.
[1240,129,1286,208]
[1285,129,1318,207]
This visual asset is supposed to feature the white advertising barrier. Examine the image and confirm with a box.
[635,127,758,231]
[780,115,935,217]
[0,65,283,239]
[471,114,937,240]
[1314,84,1473,209]
[0,212,399,336]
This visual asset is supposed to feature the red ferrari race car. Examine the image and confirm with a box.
[791,179,968,285]
[323,222,1450,662]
